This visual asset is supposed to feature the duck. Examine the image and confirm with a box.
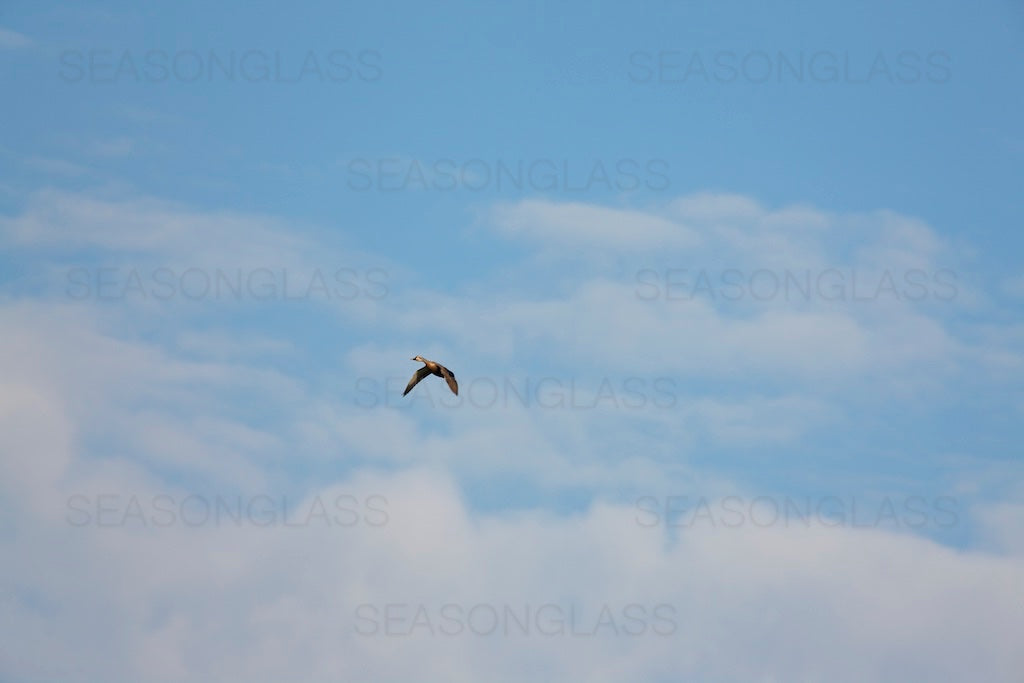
[403,355,459,396]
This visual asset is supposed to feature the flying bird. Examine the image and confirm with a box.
[404,355,458,396]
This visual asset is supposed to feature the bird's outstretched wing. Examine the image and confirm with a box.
[403,365,432,396]
[438,365,458,396]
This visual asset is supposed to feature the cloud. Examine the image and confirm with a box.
[86,137,135,158]
[973,501,1024,555]
[0,27,32,49]
[1002,273,1024,298]
[0,189,398,325]
[0,189,306,257]
[2,186,1023,681]
[3,464,1024,682]
[491,198,701,249]
[688,394,835,446]
[670,191,767,223]
[23,156,90,177]
[488,193,956,277]
[0,301,303,500]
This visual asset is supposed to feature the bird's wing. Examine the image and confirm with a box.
[439,365,458,396]
[403,365,432,396]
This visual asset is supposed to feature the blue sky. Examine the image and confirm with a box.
[1,1,1023,681]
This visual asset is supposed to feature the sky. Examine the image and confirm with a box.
[1,0,1023,681]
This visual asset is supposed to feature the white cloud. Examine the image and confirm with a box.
[670,191,766,223]
[86,137,135,158]
[2,186,1023,681]
[174,330,294,359]
[3,464,1024,682]
[24,156,90,177]
[0,301,303,498]
[0,27,32,49]
[491,198,701,249]
[973,501,1024,555]
[0,189,306,257]
[1002,273,1024,298]
[688,394,835,445]
[489,194,952,277]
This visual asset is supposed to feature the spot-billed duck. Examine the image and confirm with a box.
[403,355,458,396]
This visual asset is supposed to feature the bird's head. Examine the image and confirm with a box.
[412,355,425,362]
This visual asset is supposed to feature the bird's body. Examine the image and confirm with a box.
[404,356,458,396]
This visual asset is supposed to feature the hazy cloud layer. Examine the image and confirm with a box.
[2,188,1023,681]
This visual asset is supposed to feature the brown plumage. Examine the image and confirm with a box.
[403,355,458,396]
